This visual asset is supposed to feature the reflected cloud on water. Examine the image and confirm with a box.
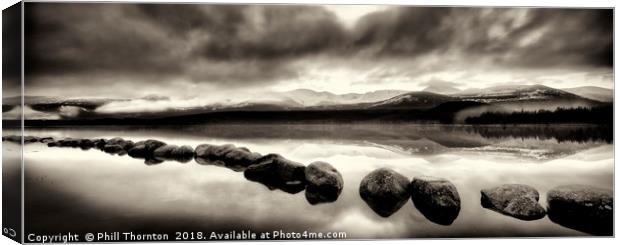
[4,124,614,237]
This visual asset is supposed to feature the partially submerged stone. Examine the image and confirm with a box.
[127,139,166,158]
[359,168,410,217]
[58,138,80,147]
[153,145,194,163]
[171,145,194,163]
[107,137,125,145]
[78,139,95,150]
[481,184,546,220]
[304,161,343,205]
[411,176,461,225]
[38,137,54,143]
[2,135,21,143]
[106,137,134,151]
[93,139,107,149]
[153,145,178,158]
[103,144,124,154]
[195,144,261,171]
[23,136,39,144]
[547,185,613,236]
[127,144,147,158]
[244,154,306,194]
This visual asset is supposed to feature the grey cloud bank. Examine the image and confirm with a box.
[23,3,612,98]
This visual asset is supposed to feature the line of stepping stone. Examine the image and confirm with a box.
[3,135,344,205]
[359,169,612,235]
[2,135,613,235]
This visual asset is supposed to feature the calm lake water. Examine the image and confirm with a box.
[4,124,613,238]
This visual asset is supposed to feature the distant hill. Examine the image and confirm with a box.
[564,86,613,102]
[2,84,611,124]
[270,89,408,107]
[457,84,579,101]
[454,84,602,112]
[369,91,453,109]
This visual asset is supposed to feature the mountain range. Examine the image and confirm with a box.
[262,85,612,109]
[1,84,613,124]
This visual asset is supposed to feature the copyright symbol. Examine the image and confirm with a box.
[85,233,95,242]
[3,228,16,237]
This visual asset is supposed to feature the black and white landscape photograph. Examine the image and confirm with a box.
[1,2,614,240]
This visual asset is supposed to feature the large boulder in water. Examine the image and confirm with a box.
[93,139,107,149]
[106,137,124,148]
[171,145,194,163]
[144,139,166,151]
[121,140,134,151]
[153,145,194,163]
[128,139,166,158]
[304,161,343,205]
[410,176,461,225]
[359,168,410,217]
[38,137,54,143]
[547,185,613,235]
[78,139,95,150]
[128,144,146,157]
[128,140,167,165]
[195,144,261,171]
[103,144,124,154]
[106,137,133,151]
[47,141,60,147]
[58,138,80,147]
[244,154,306,194]
[153,145,177,157]
[107,137,124,145]
[56,138,71,147]
[2,135,21,143]
[23,136,39,144]
[481,184,546,220]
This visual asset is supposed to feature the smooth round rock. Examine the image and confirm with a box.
[244,154,306,194]
[171,145,194,163]
[547,185,613,235]
[304,161,343,205]
[359,168,410,217]
[481,184,546,220]
[195,144,261,171]
[411,176,461,225]
[103,144,124,154]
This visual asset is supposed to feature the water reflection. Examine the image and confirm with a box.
[20,124,611,162]
[39,136,340,203]
[8,124,614,238]
[468,125,612,144]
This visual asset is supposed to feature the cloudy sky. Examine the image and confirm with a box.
[21,3,613,99]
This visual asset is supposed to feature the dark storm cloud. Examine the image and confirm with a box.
[23,3,612,89]
[2,2,22,97]
[455,8,614,67]
[24,3,347,86]
[349,7,612,67]
[132,4,347,61]
[25,4,184,76]
[2,2,21,80]
[351,7,454,56]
